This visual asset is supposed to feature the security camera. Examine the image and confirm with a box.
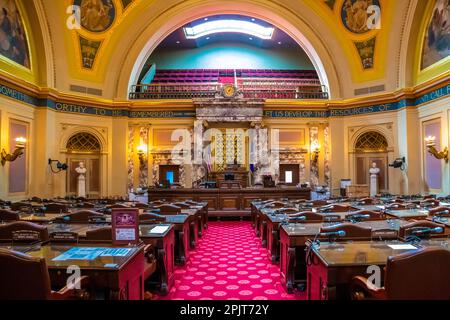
[389,157,406,170]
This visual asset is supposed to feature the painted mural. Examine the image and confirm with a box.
[74,0,115,32]
[354,37,376,69]
[79,36,101,69]
[0,0,30,68]
[421,0,450,70]
[341,0,380,34]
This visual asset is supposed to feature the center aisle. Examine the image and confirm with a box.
[159,221,304,300]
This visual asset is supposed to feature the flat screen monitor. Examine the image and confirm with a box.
[225,173,234,181]
[166,171,174,184]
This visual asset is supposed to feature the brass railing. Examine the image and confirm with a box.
[129,82,328,100]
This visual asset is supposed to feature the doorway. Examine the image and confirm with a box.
[354,131,389,192]
[159,165,180,185]
[65,132,101,198]
[279,164,300,186]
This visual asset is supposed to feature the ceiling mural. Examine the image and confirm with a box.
[74,0,116,33]
[72,0,135,70]
[354,37,375,69]
[341,0,381,34]
[421,0,450,70]
[0,0,30,68]
[79,35,102,69]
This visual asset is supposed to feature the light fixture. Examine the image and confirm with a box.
[310,141,320,163]
[176,40,180,44]
[1,137,27,166]
[183,19,274,40]
[425,136,448,162]
[137,144,148,165]
[48,158,68,173]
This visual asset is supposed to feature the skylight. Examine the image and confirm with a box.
[183,19,274,40]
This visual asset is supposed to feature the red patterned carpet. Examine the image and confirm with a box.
[158,221,304,300]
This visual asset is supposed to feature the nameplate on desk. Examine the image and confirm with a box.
[50,232,79,242]
[12,230,40,241]
[88,216,107,223]
[371,230,397,238]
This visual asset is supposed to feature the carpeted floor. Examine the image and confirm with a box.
[157,221,304,300]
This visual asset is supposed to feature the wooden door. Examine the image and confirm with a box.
[355,154,388,192]
[67,156,100,198]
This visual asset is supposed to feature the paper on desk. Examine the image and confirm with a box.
[388,244,417,250]
[150,225,169,234]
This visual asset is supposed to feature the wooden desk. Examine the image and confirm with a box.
[386,209,429,220]
[279,219,410,293]
[180,209,200,249]
[163,215,190,265]
[25,243,145,300]
[307,239,450,300]
[19,213,67,223]
[139,224,174,295]
[148,187,310,211]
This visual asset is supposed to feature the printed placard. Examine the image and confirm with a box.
[111,208,139,245]
[12,230,40,241]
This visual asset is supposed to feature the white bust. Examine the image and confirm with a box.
[75,161,87,176]
[369,162,380,176]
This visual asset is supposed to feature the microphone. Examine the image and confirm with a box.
[410,227,444,235]
[319,230,346,237]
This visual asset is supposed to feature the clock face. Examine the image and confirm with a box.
[223,84,236,98]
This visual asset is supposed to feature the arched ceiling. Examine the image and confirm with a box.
[2,0,448,101]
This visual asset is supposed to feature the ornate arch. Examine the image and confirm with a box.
[59,126,108,154]
[349,125,394,153]
[113,0,343,100]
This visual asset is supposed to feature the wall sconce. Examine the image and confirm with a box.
[1,137,27,166]
[425,136,448,162]
[48,158,68,173]
[310,142,320,163]
[136,144,148,165]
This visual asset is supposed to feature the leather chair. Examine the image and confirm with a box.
[172,202,190,209]
[106,203,130,209]
[351,247,450,300]
[421,199,440,208]
[0,248,90,300]
[263,201,285,209]
[139,213,166,224]
[288,211,324,222]
[358,197,374,205]
[59,210,105,223]
[30,197,42,203]
[79,202,96,208]
[311,200,328,207]
[398,220,445,239]
[320,204,359,212]
[0,221,49,242]
[0,209,20,221]
[133,202,148,209]
[276,207,299,214]
[428,206,450,216]
[44,202,69,213]
[10,202,32,212]
[85,227,112,241]
[346,210,384,221]
[319,223,372,240]
[154,204,181,215]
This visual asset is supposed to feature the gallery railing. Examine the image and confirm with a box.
[129,82,328,100]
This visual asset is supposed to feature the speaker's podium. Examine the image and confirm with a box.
[210,165,249,188]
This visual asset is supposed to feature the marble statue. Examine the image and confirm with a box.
[369,162,380,197]
[75,161,87,198]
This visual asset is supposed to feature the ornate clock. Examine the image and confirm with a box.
[222,84,237,98]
